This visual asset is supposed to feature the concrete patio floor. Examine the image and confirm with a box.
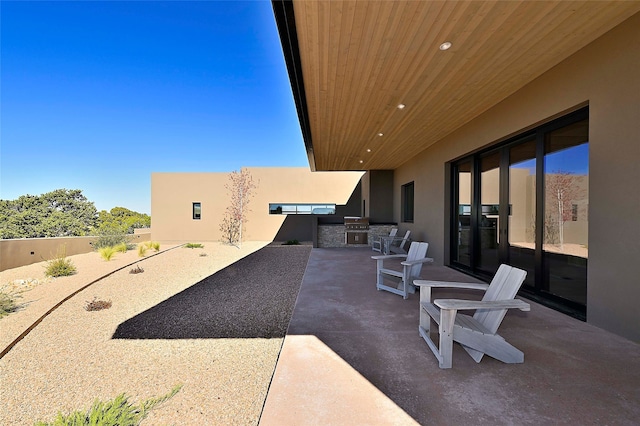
[260,247,640,425]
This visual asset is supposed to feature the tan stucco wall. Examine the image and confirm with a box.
[394,12,640,341]
[0,231,151,271]
[151,168,363,243]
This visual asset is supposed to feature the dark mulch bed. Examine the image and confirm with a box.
[112,245,312,339]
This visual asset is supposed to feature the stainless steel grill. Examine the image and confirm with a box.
[344,217,369,244]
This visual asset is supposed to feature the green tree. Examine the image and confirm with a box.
[96,207,151,234]
[0,189,98,239]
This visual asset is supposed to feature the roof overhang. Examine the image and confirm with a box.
[272,0,640,171]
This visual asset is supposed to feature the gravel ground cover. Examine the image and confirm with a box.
[0,244,184,355]
[0,242,311,425]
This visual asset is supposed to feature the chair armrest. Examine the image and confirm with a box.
[413,280,489,291]
[434,298,530,311]
[371,254,408,261]
[401,257,434,266]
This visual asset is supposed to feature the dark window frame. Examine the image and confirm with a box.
[192,202,201,220]
[401,181,415,223]
[448,107,588,320]
[268,203,336,215]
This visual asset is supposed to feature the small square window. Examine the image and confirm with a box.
[193,202,201,220]
[402,182,414,223]
[572,204,578,221]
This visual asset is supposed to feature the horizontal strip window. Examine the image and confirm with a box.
[459,204,511,215]
[269,203,336,215]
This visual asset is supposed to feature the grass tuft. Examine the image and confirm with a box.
[184,243,204,249]
[144,241,161,252]
[114,243,128,253]
[45,246,77,277]
[99,246,117,261]
[34,384,183,426]
[0,287,23,319]
[137,244,148,257]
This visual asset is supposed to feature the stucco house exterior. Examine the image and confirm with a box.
[271,1,640,342]
[151,167,365,244]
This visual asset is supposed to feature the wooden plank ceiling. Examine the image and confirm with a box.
[291,0,640,171]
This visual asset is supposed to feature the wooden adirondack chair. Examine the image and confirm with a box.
[372,241,433,299]
[414,264,530,368]
[383,230,411,255]
[372,228,398,253]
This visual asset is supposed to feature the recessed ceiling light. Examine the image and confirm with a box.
[397,103,406,109]
[366,149,371,153]
[439,41,452,51]
[377,132,384,137]
[359,160,364,164]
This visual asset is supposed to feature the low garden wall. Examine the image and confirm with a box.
[0,231,151,272]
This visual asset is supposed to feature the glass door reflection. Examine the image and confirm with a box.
[543,119,589,305]
[478,151,501,275]
[508,139,537,289]
[454,161,472,267]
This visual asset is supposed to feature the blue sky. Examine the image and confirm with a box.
[1,1,307,214]
[513,143,589,175]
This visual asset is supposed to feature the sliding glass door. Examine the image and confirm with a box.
[453,161,472,267]
[477,151,502,275]
[508,138,537,289]
[542,119,589,305]
[450,109,588,318]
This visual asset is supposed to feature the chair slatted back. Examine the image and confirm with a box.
[389,228,398,238]
[474,264,527,334]
[398,230,411,250]
[406,242,429,279]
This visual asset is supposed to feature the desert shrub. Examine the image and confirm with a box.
[92,227,132,250]
[45,247,77,277]
[0,288,23,318]
[137,244,147,257]
[129,265,144,274]
[99,246,117,261]
[138,241,160,252]
[34,384,182,426]
[143,241,160,252]
[219,215,240,246]
[283,239,300,245]
[184,243,204,249]
[114,242,128,253]
[84,297,112,311]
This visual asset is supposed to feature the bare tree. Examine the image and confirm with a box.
[545,170,586,249]
[219,169,257,248]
